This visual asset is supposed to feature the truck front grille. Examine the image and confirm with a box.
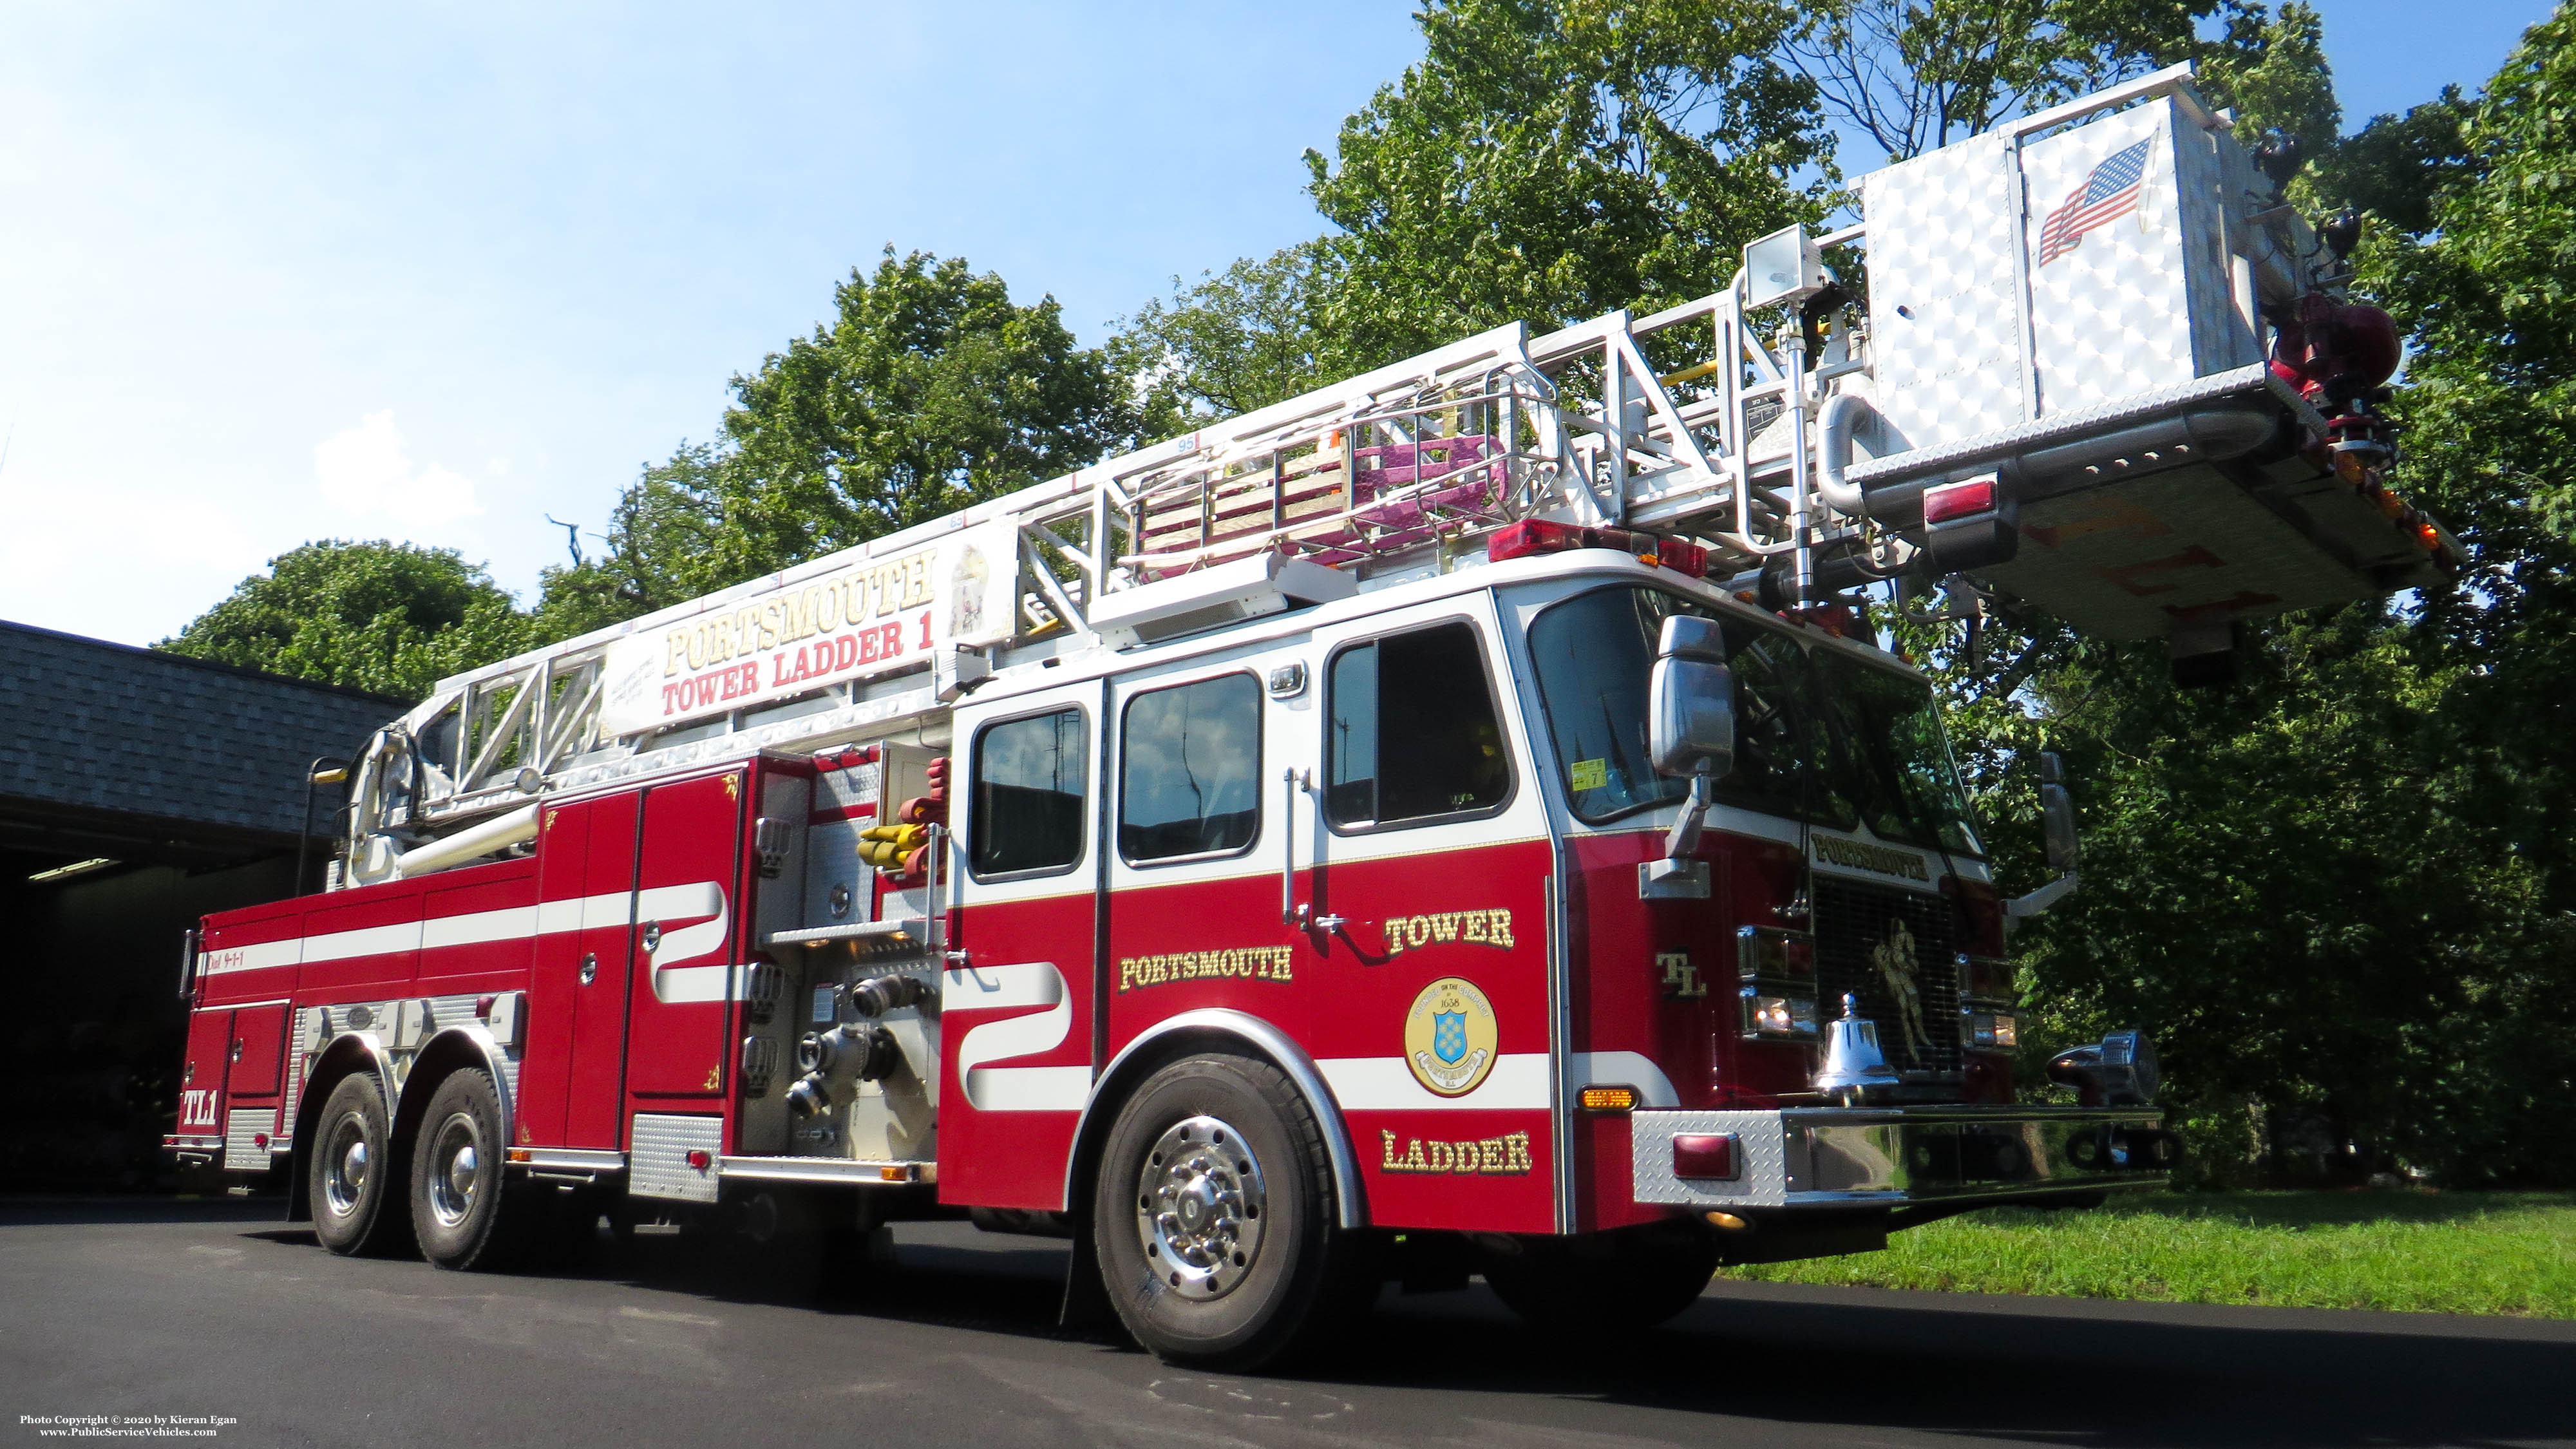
[1814,876,1962,1076]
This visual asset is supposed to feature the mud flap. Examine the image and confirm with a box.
[1057,1213,1120,1335]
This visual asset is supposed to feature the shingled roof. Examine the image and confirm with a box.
[0,619,409,850]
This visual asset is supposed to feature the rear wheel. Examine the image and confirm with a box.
[408,1069,531,1271]
[1481,1224,1719,1331]
[309,1073,408,1257]
[1092,1054,1363,1370]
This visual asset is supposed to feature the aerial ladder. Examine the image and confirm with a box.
[335,64,2456,885]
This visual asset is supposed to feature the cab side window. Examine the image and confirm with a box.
[971,708,1087,876]
[1120,674,1262,861]
[1326,621,1510,828]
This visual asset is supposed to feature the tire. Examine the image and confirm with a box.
[1480,1224,1719,1331]
[308,1073,409,1257]
[1092,1054,1364,1370]
[408,1068,531,1271]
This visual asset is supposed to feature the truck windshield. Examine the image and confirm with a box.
[1810,651,1984,856]
[1525,584,1983,857]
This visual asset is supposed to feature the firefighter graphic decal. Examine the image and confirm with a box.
[1871,919,1933,1065]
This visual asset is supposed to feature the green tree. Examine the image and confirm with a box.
[1937,3,2576,1186]
[529,441,730,642]
[1113,242,1340,421]
[714,247,1146,579]
[161,540,531,701]
[1784,0,2238,162]
[528,250,1153,645]
[1302,0,1828,372]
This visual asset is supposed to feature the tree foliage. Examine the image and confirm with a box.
[1303,0,1827,370]
[528,440,731,639]
[526,248,1157,645]
[1122,0,1832,426]
[160,540,530,700]
[711,248,1145,578]
[1114,242,1340,421]
[1783,0,2228,162]
[1921,3,2576,1186]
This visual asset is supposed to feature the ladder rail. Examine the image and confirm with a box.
[353,294,1811,869]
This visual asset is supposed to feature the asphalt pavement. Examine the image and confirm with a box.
[2,1196,2570,1449]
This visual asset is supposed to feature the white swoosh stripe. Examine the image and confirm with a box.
[944,962,1077,1112]
[1316,1054,1551,1112]
[202,884,714,980]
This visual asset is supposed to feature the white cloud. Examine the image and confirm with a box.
[314,410,486,529]
[0,464,263,644]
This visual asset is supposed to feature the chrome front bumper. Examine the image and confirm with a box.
[1629,1105,2168,1211]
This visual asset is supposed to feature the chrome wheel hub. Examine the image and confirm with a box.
[1133,1114,1265,1301]
[322,1122,368,1217]
[427,1114,481,1229]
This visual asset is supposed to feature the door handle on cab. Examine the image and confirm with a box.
[1282,767,1352,940]
[1280,768,1307,927]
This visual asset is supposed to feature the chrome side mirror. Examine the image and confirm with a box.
[2009,750,2080,921]
[2039,751,2079,875]
[1649,616,1736,780]
[1642,616,1735,900]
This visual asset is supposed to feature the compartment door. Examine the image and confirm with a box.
[625,771,747,1104]
[531,793,641,1150]
[225,1004,292,1102]
[942,681,1101,1208]
[178,1009,234,1138]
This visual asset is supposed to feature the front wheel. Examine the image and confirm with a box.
[1092,1054,1364,1370]
[409,1069,531,1271]
[309,1073,409,1257]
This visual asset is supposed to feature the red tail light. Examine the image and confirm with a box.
[1923,478,1999,525]
[1672,1133,1738,1180]
[1488,520,1707,577]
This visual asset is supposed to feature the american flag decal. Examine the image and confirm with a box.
[2036,138,2154,265]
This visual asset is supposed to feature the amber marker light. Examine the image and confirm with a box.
[506,1148,533,1164]
[1703,1211,1751,1231]
[1578,1084,1640,1112]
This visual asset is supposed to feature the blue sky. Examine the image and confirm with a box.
[0,1,2553,648]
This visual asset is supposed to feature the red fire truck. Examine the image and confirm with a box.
[169,70,2445,1368]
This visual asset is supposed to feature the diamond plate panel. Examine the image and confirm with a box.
[2023,98,2262,417]
[1981,462,2372,638]
[2024,103,2190,413]
[813,762,883,820]
[296,994,524,1124]
[1862,129,2025,449]
[422,992,522,1105]
[630,1113,724,1202]
[1631,1110,1795,1208]
[223,1107,278,1171]
[805,820,879,929]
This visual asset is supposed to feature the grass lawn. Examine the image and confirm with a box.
[1716,1191,2576,1317]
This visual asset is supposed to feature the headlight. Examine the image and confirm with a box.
[1742,989,1817,1039]
[1739,925,1816,983]
[1958,954,2019,1003]
[1962,1010,2018,1050]
[1738,926,1817,1040]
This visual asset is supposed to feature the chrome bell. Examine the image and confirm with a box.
[1814,992,1899,1101]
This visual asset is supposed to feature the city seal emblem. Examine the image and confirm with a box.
[1403,976,1499,1097]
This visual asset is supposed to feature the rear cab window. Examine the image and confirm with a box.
[1119,672,1262,862]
